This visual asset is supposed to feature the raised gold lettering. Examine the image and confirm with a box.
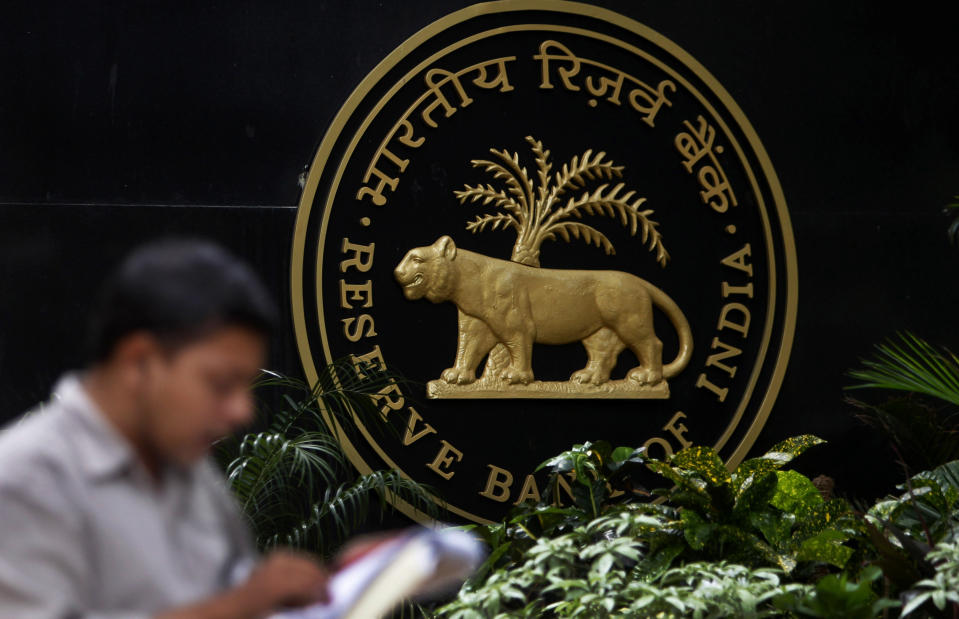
[720,243,752,276]
[705,337,742,378]
[374,382,404,418]
[514,474,542,505]
[717,302,750,337]
[342,315,377,342]
[426,440,463,480]
[339,280,373,309]
[479,464,513,502]
[402,407,437,446]
[552,473,576,507]
[340,238,375,273]
[643,436,674,459]
[696,373,729,402]
[356,165,400,206]
[663,411,692,450]
[722,281,754,299]
[351,345,386,377]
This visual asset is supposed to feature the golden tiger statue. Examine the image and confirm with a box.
[394,236,692,387]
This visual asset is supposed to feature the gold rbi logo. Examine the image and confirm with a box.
[292,1,797,523]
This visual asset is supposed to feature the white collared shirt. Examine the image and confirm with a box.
[0,375,255,618]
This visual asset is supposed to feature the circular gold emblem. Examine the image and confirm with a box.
[292,1,797,523]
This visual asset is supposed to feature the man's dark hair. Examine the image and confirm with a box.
[87,239,279,363]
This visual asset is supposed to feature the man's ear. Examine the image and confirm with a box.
[435,235,457,260]
[111,332,161,380]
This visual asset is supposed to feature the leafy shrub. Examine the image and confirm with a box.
[774,566,899,618]
[438,508,805,618]
[643,436,858,574]
[901,540,959,616]
[435,436,877,617]
[847,333,959,472]
[216,364,438,557]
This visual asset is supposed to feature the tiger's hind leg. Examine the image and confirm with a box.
[571,328,625,385]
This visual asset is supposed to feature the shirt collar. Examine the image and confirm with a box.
[53,373,137,481]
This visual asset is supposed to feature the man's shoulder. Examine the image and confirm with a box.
[0,404,75,491]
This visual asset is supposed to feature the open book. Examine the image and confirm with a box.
[274,527,484,619]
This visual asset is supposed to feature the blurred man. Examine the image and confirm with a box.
[0,239,328,618]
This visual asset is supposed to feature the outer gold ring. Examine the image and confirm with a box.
[292,0,798,524]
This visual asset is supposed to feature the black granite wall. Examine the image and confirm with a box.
[2,1,958,503]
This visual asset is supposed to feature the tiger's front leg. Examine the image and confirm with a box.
[440,309,497,384]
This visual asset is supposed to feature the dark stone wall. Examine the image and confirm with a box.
[2,1,957,503]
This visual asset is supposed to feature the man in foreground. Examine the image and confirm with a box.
[0,240,328,618]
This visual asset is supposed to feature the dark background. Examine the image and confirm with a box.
[2,1,958,506]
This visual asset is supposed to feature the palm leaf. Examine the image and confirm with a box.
[540,221,615,255]
[226,430,347,512]
[526,136,553,219]
[454,183,524,220]
[847,332,959,406]
[466,213,520,234]
[470,147,534,219]
[218,364,441,557]
[847,396,959,472]
[262,469,440,555]
[540,183,670,267]
[256,360,407,443]
[549,149,623,201]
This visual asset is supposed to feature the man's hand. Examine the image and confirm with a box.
[156,550,328,619]
[241,550,329,610]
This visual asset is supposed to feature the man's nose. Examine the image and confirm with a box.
[225,391,255,428]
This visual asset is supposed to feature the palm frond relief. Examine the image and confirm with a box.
[455,135,669,268]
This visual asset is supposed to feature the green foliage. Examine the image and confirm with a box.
[848,332,959,407]
[859,459,959,595]
[869,459,959,547]
[438,509,804,618]
[434,436,886,618]
[216,364,438,557]
[537,440,649,518]
[846,332,959,473]
[775,566,899,618]
[647,435,857,574]
[846,395,959,473]
[901,540,959,616]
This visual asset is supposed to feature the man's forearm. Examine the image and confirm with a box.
[154,584,271,619]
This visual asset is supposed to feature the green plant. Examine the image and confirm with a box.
[437,509,804,618]
[644,436,858,574]
[216,363,438,557]
[846,332,959,474]
[848,332,959,408]
[774,566,899,618]
[438,436,873,618]
[901,540,959,616]
[869,460,959,547]
[846,396,959,473]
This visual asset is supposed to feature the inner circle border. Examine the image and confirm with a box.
[291,0,799,524]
